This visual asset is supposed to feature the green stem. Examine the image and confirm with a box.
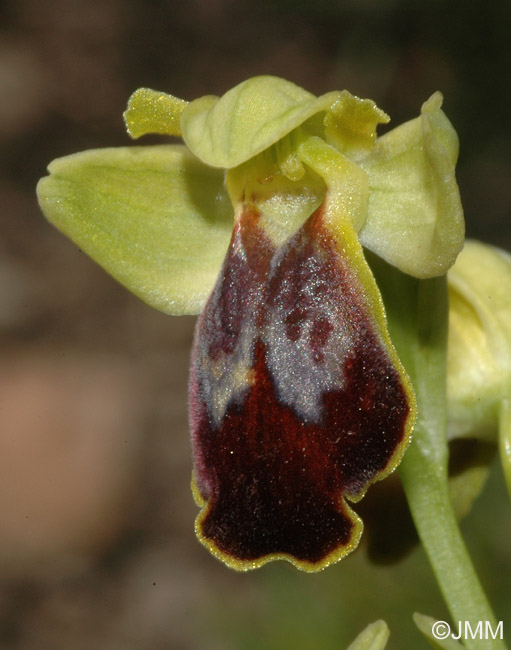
[400,444,505,650]
[367,253,507,650]
[401,277,506,650]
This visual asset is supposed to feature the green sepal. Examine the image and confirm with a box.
[37,145,233,315]
[181,75,340,168]
[358,93,464,278]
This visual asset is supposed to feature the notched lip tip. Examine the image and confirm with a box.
[193,499,364,573]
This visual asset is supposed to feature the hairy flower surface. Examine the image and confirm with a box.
[37,76,467,571]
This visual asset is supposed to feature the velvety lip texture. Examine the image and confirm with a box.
[189,203,411,570]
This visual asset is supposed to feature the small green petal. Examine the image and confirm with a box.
[297,136,369,232]
[413,613,466,650]
[123,88,188,138]
[181,75,340,168]
[358,92,464,278]
[324,90,390,159]
[37,145,232,315]
[346,620,390,650]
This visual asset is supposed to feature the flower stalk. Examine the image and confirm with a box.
[370,254,508,650]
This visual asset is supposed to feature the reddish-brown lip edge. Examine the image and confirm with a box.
[189,201,414,572]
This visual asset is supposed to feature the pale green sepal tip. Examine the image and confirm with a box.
[181,75,340,168]
[346,620,390,650]
[422,92,459,166]
[413,613,466,649]
[36,145,232,315]
[358,92,464,278]
[123,88,188,139]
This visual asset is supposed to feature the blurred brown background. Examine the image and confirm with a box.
[1,1,510,649]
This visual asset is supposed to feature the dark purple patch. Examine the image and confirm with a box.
[310,316,334,363]
[189,203,411,567]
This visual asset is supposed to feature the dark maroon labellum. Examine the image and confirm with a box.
[189,203,413,571]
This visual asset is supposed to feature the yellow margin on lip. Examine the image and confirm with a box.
[317,194,417,507]
[189,154,417,571]
[191,474,364,573]
[189,197,416,573]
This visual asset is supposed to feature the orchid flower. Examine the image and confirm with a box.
[37,75,511,650]
[36,76,466,573]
